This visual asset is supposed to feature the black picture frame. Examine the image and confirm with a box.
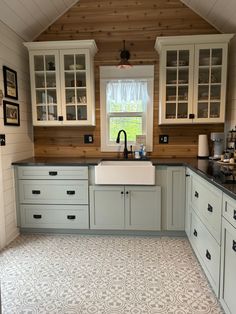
[3,66,18,100]
[3,100,20,126]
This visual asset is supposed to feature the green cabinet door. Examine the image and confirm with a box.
[220,218,236,313]
[125,186,161,230]
[167,167,185,230]
[90,186,125,229]
[185,168,192,237]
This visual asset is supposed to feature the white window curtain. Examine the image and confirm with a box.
[106,80,148,112]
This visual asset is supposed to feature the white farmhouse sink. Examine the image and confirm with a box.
[95,160,155,185]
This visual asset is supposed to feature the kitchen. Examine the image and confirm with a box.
[0,0,236,313]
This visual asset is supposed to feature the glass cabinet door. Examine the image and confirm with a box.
[61,52,88,123]
[163,46,193,123]
[32,53,60,123]
[194,45,226,122]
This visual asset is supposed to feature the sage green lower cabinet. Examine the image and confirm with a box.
[89,186,125,229]
[20,204,89,229]
[191,174,222,244]
[15,166,89,230]
[190,210,221,296]
[187,171,223,297]
[125,186,161,230]
[19,180,88,205]
[185,168,193,237]
[89,185,161,230]
[166,167,185,230]
[220,193,236,314]
[220,218,236,314]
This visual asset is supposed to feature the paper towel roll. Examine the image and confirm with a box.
[198,134,209,158]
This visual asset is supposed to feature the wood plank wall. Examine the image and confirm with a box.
[34,0,223,158]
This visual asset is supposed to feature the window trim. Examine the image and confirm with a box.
[100,65,154,152]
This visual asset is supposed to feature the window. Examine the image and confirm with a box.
[100,65,154,152]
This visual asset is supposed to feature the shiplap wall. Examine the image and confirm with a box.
[0,20,34,248]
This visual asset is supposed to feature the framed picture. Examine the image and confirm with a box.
[3,101,20,126]
[3,66,18,100]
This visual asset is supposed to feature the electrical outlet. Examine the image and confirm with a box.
[84,134,94,144]
[159,134,169,144]
[0,134,6,146]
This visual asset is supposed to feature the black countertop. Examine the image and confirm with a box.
[12,156,236,200]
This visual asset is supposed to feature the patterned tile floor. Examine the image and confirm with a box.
[0,234,224,314]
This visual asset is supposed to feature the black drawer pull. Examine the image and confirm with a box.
[186,174,190,177]
[207,204,213,213]
[49,171,58,176]
[193,229,198,237]
[194,191,199,198]
[67,215,76,220]
[232,240,236,252]
[233,210,236,220]
[206,250,211,260]
[32,190,41,195]
[67,190,75,195]
[33,214,42,219]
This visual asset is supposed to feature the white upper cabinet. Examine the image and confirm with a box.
[24,40,97,126]
[155,34,233,124]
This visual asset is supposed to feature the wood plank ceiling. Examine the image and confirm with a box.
[0,0,78,41]
[181,0,236,33]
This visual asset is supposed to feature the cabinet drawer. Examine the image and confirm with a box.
[17,166,88,180]
[191,175,222,243]
[190,210,220,295]
[19,180,88,204]
[223,193,236,229]
[220,218,236,314]
[20,204,89,229]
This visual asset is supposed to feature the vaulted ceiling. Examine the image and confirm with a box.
[182,0,236,33]
[0,0,236,41]
[0,0,78,41]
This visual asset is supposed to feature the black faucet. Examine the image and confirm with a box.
[116,129,132,159]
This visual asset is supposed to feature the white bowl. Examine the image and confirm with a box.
[69,64,84,70]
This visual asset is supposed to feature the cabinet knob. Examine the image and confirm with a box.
[206,249,211,260]
[194,191,199,198]
[207,204,213,212]
[189,113,195,119]
[32,190,41,195]
[67,190,75,195]
[67,215,76,220]
[193,229,198,237]
[49,171,58,176]
[33,214,42,219]
[58,116,63,121]
[232,240,236,252]
[233,210,236,220]
[126,191,129,194]
[121,191,124,194]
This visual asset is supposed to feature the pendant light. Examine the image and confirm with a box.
[117,40,132,69]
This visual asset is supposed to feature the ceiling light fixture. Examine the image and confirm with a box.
[117,40,132,69]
